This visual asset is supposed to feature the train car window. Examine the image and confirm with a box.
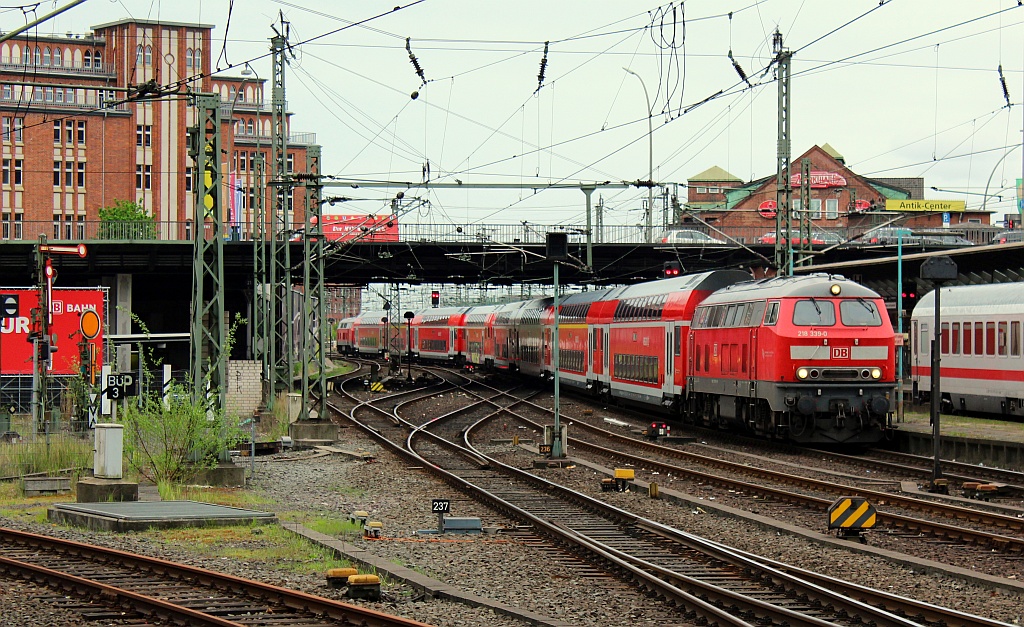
[1013,321,1021,357]
[712,306,727,327]
[920,324,929,355]
[674,325,682,356]
[793,300,836,326]
[839,299,882,326]
[986,322,996,356]
[940,323,949,355]
[951,323,960,354]
[724,304,740,327]
[973,323,983,356]
[998,322,1008,356]
[764,301,780,326]
[695,343,702,371]
[962,322,972,355]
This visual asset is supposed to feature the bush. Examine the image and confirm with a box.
[98,199,156,240]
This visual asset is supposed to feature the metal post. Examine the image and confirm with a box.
[897,233,903,423]
[582,186,594,270]
[551,261,563,458]
[623,68,653,244]
[930,283,941,480]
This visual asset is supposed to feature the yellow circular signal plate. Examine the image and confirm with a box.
[80,309,100,339]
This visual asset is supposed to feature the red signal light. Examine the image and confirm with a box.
[431,290,440,307]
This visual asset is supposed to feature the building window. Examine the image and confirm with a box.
[1,213,8,239]
[22,45,30,64]
[33,87,42,101]
[185,166,193,192]
[33,46,41,65]
[65,216,73,240]
[93,51,102,70]
[55,88,63,103]
[136,45,143,65]
[240,151,247,171]
[194,48,201,69]
[66,89,75,104]
[45,87,53,102]
[54,121,61,143]
[695,186,707,194]
[1,117,8,141]
[54,161,61,186]
[707,186,720,194]
[83,52,91,69]
[286,154,294,172]
[810,198,822,219]
[77,215,85,239]
[53,214,61,239]
[2,84,10,100]
[137,125,144,146]
[54,48,62,67]
[43,47,51,65]
[77,162,85,187]
[826,197,838,220]
[185,49,193,68]
[64,161,73,187]
[13,159,22,185]
[2,159,8,184]
[12,117,22,142]
[246,119,254,135]
[792,198,802,213]
[229,86,236,101]
[66,120,73,144]
[77,121,85,144]
[14,214,22,238]
[144,46,152,66]
[136,164,152,190]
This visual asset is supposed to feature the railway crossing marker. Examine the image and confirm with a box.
[828,496,876,543]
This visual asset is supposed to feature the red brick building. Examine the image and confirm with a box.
[0,18,310,242]
[681,144,993,243]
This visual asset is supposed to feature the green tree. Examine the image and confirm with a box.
[98,199,156,240]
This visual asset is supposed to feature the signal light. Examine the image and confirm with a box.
[662,261,682,278]
[431,290,440,307]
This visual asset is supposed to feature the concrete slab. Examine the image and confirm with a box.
[48,500,276,532]
[76,476,138,503]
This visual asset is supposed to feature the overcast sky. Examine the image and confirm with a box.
[31,1,1024,228]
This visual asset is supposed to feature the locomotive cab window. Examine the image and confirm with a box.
[839,299,882,326]
[793,299,835,326]
[764,301,780,326]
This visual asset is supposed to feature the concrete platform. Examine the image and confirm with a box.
[48,500,277,532]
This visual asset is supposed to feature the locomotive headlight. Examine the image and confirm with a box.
[870,367,882,380]
[796,367,809,380]
[830,284,841,296]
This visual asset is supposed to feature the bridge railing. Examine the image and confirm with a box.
[0,220,1004,247]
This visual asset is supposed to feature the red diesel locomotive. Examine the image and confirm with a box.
[340,271,895,446]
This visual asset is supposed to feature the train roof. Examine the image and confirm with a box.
[601,270,751,301]
[559,286,616,306]
[700,273,881,305]
[913,282,1024,316]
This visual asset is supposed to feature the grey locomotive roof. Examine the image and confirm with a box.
[603,270,750,301]
[700,273,881,305]
[914,282,1024,316]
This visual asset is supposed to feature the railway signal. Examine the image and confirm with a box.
[662,261,682,278]
[431,290,440,307]
[900,280,917,315]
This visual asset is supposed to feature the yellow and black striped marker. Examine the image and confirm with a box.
[828,496,876,533]
[369,381,385,392]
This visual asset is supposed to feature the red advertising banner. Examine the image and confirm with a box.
[790,171,847,189]
[0,288,105,376]
[316,214,399,242]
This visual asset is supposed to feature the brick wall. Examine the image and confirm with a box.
[226,359,261,418]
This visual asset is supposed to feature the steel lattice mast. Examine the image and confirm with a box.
[189,94,226,410]
[269,26,293,401]
[300,145,326,420]
[773,29,793,276]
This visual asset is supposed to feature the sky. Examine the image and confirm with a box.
[26,0,1024,230]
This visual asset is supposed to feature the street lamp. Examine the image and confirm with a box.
[623,67,654,243]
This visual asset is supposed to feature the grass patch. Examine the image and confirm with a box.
[0,482,70,523]
[147,524,353,574]
[306,516,363,537]
[155,483,277,509]
[331,484,366,498]
[0,436,93,479]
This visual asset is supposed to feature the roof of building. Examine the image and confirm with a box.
[820,143,844,162]
[689,165,742,183]
[92,19,215,31]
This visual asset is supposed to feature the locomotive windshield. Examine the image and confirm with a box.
[839,299,883,326]
[793,299,835,326]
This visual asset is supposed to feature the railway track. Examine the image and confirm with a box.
[327,365,1015,627]
[0,527,431,627]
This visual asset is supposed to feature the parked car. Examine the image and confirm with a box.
[919,234,974,247]
[812,230,844,246]
[991,230,1024,244]
[857,227,918,246]
[659,229,728,245]
[757,230,825,245]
